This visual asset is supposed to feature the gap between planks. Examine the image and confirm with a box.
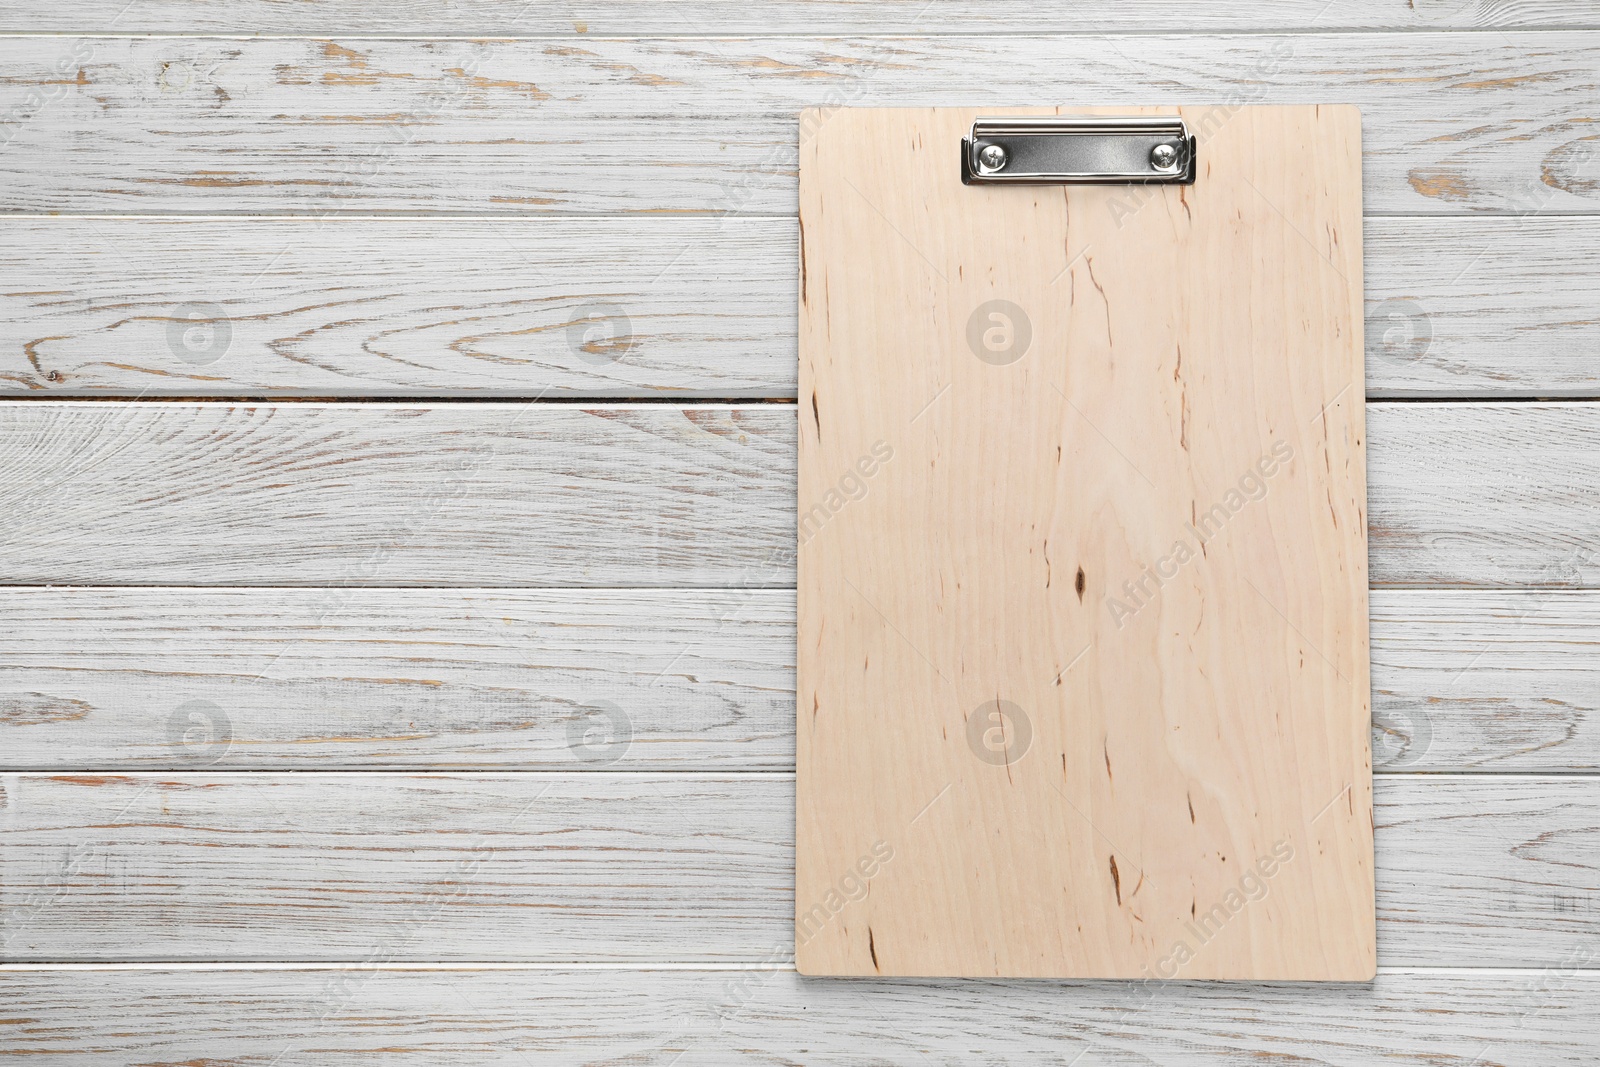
[0,397,807,405]
[0,771,1589,780]
[4,397,1598,405]
[2,30,1597,41]
[9,212,1600,219]
[0,963,1591,974]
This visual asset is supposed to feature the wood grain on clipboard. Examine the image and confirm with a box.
[797,105,1373,979]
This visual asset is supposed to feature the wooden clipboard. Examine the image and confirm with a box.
[796,105,1374,980]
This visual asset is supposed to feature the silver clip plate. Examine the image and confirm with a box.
[962,116,1196,185]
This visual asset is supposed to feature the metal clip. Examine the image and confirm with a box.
[961,116,1196,185]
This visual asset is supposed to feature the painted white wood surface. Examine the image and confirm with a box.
[2,35,1598,215]
[3,588,1595,771]
[0,967,1595,1065]
[0,773,1593,966]
[0,403,796,587]
[2,217,1595,398]
[1368,590,1600,771]
[6,0,1599,34]
[1364,403,1600,587]
[0,402,1597,587]
[0,219,793,399]
[0,3,1594,1059]
[0,588,797,769]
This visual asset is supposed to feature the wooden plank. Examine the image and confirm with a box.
[1366,402,1600,588]
[1366,217,1600,398]
[2,34,1598,215]
[0,588,796,770]
[4,216,1598,399]
[0,774,1592,965]
[0,402,796,587]
[1369,591,1600,772]
[2,968,1597,1066]
[797,105,1371,979]
[0,401,1597,587]
[0,219,794,399]
[2,588,1599,772]
[6,0,1599,35]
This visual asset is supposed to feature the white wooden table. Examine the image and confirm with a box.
[1,2,1597,1062]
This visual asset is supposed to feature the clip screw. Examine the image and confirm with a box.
[978,143,1008,172]
[1150,143,1180,170]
